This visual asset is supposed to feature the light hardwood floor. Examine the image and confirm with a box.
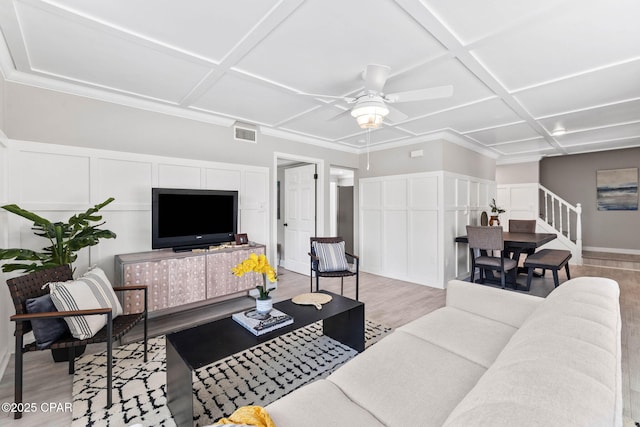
[0,265,638,426]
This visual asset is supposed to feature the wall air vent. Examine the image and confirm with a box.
[233,122,257,143]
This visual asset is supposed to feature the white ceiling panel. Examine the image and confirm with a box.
[400,98,520,134]
[490,138,554,155]
[421,0,564,45]
[564,137,640,154]
[1,1,638,160]
[192,73,319,125]
[465,122,539,145]
[39,0,280,62]
[236,0,446,95]
[281,106,365,140]
[340,127,412,148]
[381,57,494,118]
[515,59,640,118]
[471,0,640,91]
[539,100,640,135]
[555,122,640,147]
[16,2,210,102]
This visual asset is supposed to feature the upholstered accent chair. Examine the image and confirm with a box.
[309,237,359,300]
[466,226,517,289]
[6,264,148,419]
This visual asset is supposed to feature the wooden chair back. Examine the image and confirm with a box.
[509,219,536,233]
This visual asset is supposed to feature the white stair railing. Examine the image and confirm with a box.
[539,184,582,257]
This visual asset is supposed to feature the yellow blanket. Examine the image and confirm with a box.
[216,405,276,427]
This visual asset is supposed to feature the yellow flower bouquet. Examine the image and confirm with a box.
[231,253,277,300]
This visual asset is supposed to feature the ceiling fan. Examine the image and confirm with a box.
[302,64,453,129]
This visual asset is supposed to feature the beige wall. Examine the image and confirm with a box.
[496,161,539,184]
[358,139,495,180]
[540,148,640,251]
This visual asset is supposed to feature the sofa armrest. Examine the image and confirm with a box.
[446,280,542,328]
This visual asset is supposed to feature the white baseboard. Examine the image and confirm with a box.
[583,246,640,256]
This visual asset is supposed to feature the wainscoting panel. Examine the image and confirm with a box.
[158,163,202,188]
[18,151,91,206]
[205,168,241,191]
[383,209,408,275]
[97,158,153,207]
[360,210,382,275]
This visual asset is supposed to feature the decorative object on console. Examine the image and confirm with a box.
[489,198,505,226]
[292,292,333,310]
[231,253,278,314]
[232,307,293,336]
[0,198,116,273]
[234,233,249,245]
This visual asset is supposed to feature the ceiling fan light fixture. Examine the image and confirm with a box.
[351,97,389,129]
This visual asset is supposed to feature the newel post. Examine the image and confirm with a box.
[575,203,583,264]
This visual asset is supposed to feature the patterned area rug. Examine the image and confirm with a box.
[72,320,391,427]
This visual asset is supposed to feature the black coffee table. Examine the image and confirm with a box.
[166,291,365,427]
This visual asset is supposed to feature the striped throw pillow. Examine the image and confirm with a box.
[49,267,123,340]
[312,241,349,272]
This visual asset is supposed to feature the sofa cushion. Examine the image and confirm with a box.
[328,331,486,427]
[397,306,517,368]
[443,277,622,427]
[266,379,384,427]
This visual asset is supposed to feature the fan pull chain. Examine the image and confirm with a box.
[366,128,371,171]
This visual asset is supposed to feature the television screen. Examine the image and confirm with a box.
[152,188,238,251]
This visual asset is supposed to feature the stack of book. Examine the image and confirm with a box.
[232,308,294,336]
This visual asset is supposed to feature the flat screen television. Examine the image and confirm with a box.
[152,188,238,251]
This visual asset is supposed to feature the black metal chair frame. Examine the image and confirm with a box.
[6,264,148,419]
[309,237,360,300]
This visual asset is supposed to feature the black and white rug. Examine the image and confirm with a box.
[72,320,391,427]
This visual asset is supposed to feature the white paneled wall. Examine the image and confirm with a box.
[360,171,495,288]
[360,172,442,287]
[0,139,269,371]
[496,183,539,225]
[446,173,496,282]
[4,140,269,280]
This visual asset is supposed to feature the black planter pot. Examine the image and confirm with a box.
[50,345,86,362]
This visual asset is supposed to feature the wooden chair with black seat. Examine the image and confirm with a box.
[309,237,359,300]
[6,264,148,419]
[466,225,518,289]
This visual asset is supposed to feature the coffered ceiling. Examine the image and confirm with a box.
[1,0,639,163]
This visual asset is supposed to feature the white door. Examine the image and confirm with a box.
[283,164,316,275]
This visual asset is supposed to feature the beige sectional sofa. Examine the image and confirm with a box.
[266,277,622,427]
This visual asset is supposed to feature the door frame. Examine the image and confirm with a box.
[272,152,325,271]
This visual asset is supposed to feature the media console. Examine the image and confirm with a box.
[114,244,265,316]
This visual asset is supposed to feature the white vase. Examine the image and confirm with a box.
[256,297,273,314]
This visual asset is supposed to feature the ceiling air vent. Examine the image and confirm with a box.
[233,122,257,143]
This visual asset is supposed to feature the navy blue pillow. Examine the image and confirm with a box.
[25,294,70,350]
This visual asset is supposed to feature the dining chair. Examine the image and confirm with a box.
[466,225,518,289]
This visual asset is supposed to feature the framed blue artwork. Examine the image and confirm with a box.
[597,167,638,211]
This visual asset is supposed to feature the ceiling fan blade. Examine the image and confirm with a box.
[363,64,391,93]
[386,85,453,103]
[385,105,408,123]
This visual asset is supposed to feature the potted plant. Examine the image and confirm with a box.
[489,198,505,226]
[0,198,117,273]
[231,253,277,314]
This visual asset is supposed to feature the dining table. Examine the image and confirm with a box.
[455,231,557,289]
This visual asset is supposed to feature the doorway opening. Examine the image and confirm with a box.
[274,153,324,277]
[329,167,355,254]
